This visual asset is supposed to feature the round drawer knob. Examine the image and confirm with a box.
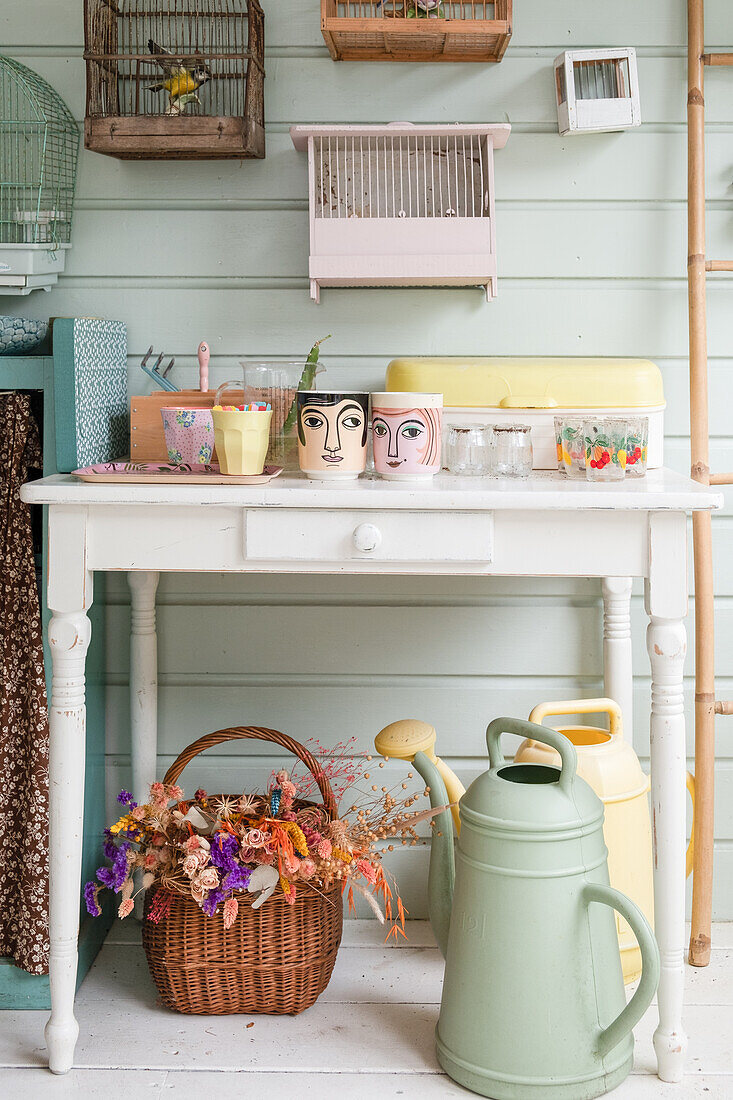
[353,523,382,553]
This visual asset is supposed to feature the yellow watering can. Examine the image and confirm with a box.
[374,719,465,833]
[516,698,695,984]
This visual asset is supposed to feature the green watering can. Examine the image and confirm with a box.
[413,717,660,1100]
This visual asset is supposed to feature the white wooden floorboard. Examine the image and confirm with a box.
[0,922,730,1097]
[157,1072,733,1100]
[2,1068,732,1100]
[0,1068,167,1099]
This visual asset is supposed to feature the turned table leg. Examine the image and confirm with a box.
[43,506,93,1074]
[46,609,92,1074]
[646,512,689,1082]
[602,577,634,737]
[128,571,160,806]
[128,571,159,919]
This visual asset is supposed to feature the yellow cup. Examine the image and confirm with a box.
[212,408,273,475]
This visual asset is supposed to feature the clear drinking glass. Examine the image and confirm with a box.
[232,361,324,470]
[555,416,586,478]
[491,424,533,478]
[584,417,628,482]
[445,424,491,475]
[624,416,649,478]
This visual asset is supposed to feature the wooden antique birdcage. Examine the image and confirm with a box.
[83,0,265,160]
[321,1,512,63]
[0,56,79,295]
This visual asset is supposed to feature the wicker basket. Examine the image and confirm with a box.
[142,725,344,1015]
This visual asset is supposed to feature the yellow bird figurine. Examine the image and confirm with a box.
[146,38,211,116]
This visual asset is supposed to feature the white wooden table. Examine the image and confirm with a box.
[21,469,722,1082]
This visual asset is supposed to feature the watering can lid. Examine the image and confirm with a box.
[460,718,604,832]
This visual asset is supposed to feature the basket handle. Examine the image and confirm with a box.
[162,726,339,821]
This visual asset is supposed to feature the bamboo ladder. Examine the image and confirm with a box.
[687,0,733,967]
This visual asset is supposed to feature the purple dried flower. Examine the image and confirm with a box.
[223,866,252,893]
[202,886,226,916]
[84,881,102,917]
[117,789,137,808]
[210,832,240,874]
[96,841,130,892]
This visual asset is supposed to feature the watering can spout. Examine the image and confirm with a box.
[413,751,455,959]
[374,719,465,832]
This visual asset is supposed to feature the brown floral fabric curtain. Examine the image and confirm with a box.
[0,393,49,974]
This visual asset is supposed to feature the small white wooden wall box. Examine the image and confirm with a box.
[554,49,641,135]
[290,122,511,302]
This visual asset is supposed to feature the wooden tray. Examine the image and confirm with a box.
[72,462,283,485]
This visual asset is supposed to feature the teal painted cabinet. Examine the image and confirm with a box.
[0,317,127,1007]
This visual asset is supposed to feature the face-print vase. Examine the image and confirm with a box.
[296,391,370,480]
[160,407,215,466]
[371,392,443,481]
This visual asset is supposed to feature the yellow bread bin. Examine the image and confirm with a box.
[385,358,666,469]
[516,698,694,985]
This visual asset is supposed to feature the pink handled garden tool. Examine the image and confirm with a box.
[198,341,210,392]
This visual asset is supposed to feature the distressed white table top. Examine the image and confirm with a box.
[21,468,724,512]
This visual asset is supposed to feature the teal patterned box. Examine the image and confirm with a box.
[52,318,128,471]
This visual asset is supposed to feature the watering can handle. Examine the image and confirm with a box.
[686,771,696,879]
[528,698,623,739]
[583,882,660,1057]
[486,717,577,795]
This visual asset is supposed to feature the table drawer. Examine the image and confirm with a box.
[245,509,493,563]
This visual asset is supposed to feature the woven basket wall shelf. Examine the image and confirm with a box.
[83,0,265,160]
[321,1,512,63]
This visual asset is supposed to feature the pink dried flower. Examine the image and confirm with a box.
[147,890,172,924]
[223,896,238,930]
[284,883,296,906]
[191,880,206,904]
[182,853,201,879]
[185,835,202,852]
[257,850,275,866]
[144,852,158,870]
[299,859,316,879]
[240,847,257,863]
[118,898,134,919]
[356,859,377,885]
[149,782,167,805]
[130,805,146,822]
[168,784,184,802]
[285,856,301,875]
[197,867,219,891]
[152,833,166,847]
[244,828,268,849]
[317,838,332,859]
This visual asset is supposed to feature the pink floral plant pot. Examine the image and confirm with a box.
[160,407,215,466]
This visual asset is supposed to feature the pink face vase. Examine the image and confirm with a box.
[371,394,443,481]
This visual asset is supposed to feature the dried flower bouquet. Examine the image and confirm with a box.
[85,738,441,940]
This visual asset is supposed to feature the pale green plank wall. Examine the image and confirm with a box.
[3,0,733,915]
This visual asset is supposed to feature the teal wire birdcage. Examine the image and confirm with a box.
[0,56,79,259]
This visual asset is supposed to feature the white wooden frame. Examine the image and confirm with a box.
[555,48,641,136]
[291,123,510,302]
[20,468,722,1083]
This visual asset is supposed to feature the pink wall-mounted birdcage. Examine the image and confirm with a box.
[290,122,510,302]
